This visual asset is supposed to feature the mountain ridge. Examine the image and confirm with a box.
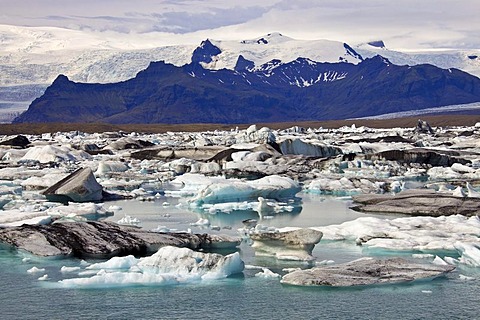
[14,49,480,124]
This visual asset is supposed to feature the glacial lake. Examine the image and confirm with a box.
[1,192,479,320]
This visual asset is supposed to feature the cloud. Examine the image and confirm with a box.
[148,6,270,33]
[0,0,479,49]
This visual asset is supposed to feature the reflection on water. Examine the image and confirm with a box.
[105,191,396,234]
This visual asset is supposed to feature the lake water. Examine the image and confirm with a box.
[0,192,478,319]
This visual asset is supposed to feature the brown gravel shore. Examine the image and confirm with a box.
[3,114,480,135]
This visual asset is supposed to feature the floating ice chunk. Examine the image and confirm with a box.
[190,218,210,226]
[0,215,52,227]
[1,149,28,162]
[151,225,174,233]
[191,175,300,205]
[281,257,455,287]
[0,204,57,226]
[21,173,68,190]
[60,266,81,273]
[278,138,341,157]
[87,255,139,270]
[27,267,45,274]
[306,176,383,196]
[316,260,335,266]
[412,254,435,259]
[443,256,460,265]
[190,162,221,174]
[432,256,449,266]
[427,167,462,180]
[451,163,475,174]
[455,242,480,267]
[20,145,91,163]
[38,274,49,281]
[313,215,480,266]
[231,151,251,162]
[250,228,323,261]
[466,182,480,198]
[459,274,475,281]
[202,201,252,214]
[117,215,141,227]
[452,186,465,197]
[306,177,358,195]
[46,203,111,219]
[166,173,226,197]
[244,265,263,270]
[389,180,405,194]
[255,268,281,279]
[95,161,129,176]
[59,247,244,288]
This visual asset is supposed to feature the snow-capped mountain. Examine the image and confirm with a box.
[2,25,479,87]
[1,24,480,123]
[14,45,480,124]
[356,41,480,80]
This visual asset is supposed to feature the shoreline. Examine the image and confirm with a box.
[4,114,480,135]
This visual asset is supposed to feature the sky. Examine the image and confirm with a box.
[1,0,479,50]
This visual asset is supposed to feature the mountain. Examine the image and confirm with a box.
[2,25,480,123]
[14,41,480,124]
[1,26,478,87]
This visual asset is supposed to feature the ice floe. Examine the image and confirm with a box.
[58,246,244,288]
[305,215,480,267]
[280,257,455,287]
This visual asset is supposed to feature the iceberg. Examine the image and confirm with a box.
[455,242,480,267]
[58,246,244,288]
[306,176,383,196]
[281,257,455,287]
[249,228,323,261]
[95,161,129,176]
[191,175,301,205]
[309,215,480,267]
[42,167,104,203]
[27,266,46,274]
[20,145,91,164]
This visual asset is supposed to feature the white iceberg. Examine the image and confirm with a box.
[191,175,300,205]
[306,176,385,196]
[255,268,281,279]
[307,215,480,267]
[117,215,141,227]
[95,161,129,176]
[455,242,480,267]
[20,145,91,164]
[27,266,46,274]
[58,246,244,288]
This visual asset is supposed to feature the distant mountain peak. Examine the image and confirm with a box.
[343,43,364,61]
[362,55,391,67]
[191,39,222,64]
[367,40,386,49]
[234,55,255,72]
[240,32,292,45]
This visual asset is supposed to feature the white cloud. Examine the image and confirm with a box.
[0,0,479,49]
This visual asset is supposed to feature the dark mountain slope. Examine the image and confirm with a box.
[14,49,480,124]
